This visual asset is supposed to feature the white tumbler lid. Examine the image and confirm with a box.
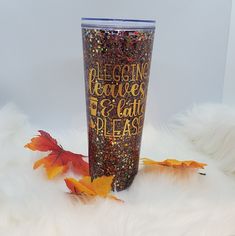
[81,18,156,30]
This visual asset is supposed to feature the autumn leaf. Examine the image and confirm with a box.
[25,130,89,179]
[142,158,207,169]
[65,176,123,203]
[25,130,60,152]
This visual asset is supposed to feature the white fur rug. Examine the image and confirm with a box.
[1,103,235,236]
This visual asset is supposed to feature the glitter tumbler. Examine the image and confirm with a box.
[81,18,155,191]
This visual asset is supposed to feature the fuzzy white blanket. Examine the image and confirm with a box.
[1,103,235,236]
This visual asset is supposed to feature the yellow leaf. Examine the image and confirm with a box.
[64,176,123,202]
[142,158,207,169]
[79,176,113,197]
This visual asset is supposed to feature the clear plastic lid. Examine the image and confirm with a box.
[81,18,156,30]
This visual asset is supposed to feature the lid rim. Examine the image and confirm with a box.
[81,24,156,30]
[81,17,156,23]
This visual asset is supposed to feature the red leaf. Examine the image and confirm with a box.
[25,130,89,179]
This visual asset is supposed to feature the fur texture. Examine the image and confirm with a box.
[1,103,235,236]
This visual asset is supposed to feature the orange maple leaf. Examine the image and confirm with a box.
[25,130,89,179]
[142,158,207,169]
[65,176,123,202]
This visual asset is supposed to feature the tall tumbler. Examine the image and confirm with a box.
[81,18,155,191]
